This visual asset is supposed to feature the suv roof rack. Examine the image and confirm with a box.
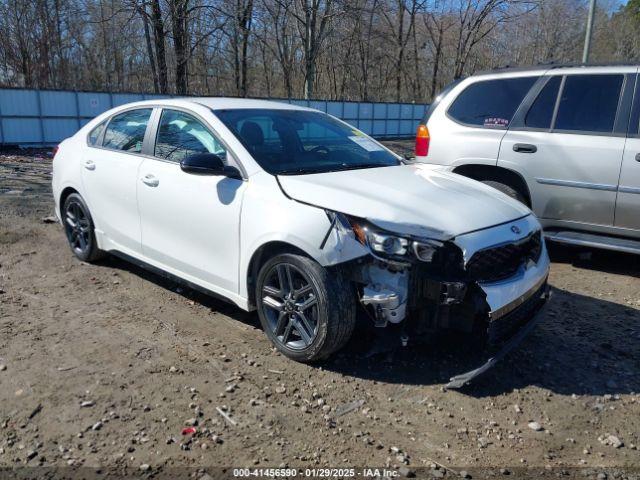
[475,61,639,75]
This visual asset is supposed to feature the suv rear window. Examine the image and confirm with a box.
[447,77,537,128]
[554,74,623,133]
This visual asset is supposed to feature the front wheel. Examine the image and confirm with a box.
[255,254,356,362]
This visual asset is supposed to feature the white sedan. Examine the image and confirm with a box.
[52,98,550,386]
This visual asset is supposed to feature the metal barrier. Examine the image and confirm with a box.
[0,88,427,146]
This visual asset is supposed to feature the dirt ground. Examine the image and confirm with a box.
[1,145,639,480]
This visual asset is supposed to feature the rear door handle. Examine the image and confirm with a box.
[141,174,159,187]
[84,160,96,171]
[513,143,537,154]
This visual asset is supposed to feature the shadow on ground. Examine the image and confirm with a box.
[99,247,640,399]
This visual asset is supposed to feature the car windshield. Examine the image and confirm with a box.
[213,108,400,175]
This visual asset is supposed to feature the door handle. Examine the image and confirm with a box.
[84,160,96,171]
[635,153,640,162]
[513,143,537,154]
[141,174,159,187]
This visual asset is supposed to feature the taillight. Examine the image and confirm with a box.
[52,145,59,158]
[415,124,430,157]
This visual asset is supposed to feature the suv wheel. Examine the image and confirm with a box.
[62,193,105,262]
[255,253,356,362]
[481,180,527,205]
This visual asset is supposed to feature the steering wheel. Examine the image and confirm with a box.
[309,145,330,155]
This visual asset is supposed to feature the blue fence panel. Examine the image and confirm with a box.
[343,103,359,120]
[373,103,386,119]
[112,93,144,107]
[358,103,373,119]
[326,102,343,117]
[40,91,77,117]
[43,118,78,143]
[0,88,428,146]
[2,118,42,144]
[0,90,39,116]
[78,92,112,118]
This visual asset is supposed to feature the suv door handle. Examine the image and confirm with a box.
[141,174,159,187]
[513,143,537,154]
[635,153,640,162]
[84,160,96,171]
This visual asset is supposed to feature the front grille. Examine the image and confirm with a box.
[487,282,546,346]
[466,230,542,282]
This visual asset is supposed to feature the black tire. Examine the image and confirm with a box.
[62,193,105,262]
[255,253,356,362]
[481,180,527,205]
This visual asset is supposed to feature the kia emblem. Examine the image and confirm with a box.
[511,225,521,234]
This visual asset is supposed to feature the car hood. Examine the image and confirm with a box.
[277,164,531,240]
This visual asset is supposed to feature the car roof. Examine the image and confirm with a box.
[473,62,639,78]
[111,97,315,112]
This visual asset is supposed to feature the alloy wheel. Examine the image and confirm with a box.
[261,263,319,350]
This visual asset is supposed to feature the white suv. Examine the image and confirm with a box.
[52,98,550,387]
[416,64,640,255]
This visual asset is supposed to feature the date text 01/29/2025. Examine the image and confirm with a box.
[232,468,400,477]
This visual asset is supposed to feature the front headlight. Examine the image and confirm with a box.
[331,212,442,263]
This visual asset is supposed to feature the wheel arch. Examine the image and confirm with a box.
[452,164,532,207]
[59,186,80,210]
[245,240,314,310]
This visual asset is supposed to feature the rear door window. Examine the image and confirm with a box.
[103,109,153,153]
[554,74,624,133]
[525,76,562,129]
[447,77,537,128]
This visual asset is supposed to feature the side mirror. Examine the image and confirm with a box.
[180,153,242,179]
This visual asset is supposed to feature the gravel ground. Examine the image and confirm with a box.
[0,146,639,479]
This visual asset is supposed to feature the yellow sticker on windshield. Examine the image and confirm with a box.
[351,130,365,137]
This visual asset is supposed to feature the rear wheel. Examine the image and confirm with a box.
[256,254,356,362]
[481,180,527,205]
[62,193,105,262]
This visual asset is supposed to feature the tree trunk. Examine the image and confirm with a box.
[140,3,159,93]
[151,0,168,94]
[170,0,190,95]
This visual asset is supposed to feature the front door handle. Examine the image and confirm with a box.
[635,153,640,162]
[84,160,96,171]
[513,143,537,154]
[141,174,159,187]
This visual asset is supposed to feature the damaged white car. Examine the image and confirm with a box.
[52,98,550,387]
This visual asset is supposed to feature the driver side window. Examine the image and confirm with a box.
[155,109,226,163]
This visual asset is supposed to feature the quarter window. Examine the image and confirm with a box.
[447,77,537,128]
[525,76,561,129]
[155,109,226,162]
[103,109,152,153]
[554,74,624,133]
[88,121,106,146]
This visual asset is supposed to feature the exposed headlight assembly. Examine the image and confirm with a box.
[329,211,443,263]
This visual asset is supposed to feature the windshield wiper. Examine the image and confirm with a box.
[327,163,394,172]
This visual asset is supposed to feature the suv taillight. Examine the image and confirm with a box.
[415,124,430,157]
[52,145,59,158]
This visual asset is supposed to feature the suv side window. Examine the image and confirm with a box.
[103,109,152,153]
[525,76,562,129]
[155,109,226,163]
[448,77,537,128]
[554,74,624,133]
[88,121,107,146]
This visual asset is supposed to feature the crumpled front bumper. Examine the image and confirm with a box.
[446,279,551,389]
